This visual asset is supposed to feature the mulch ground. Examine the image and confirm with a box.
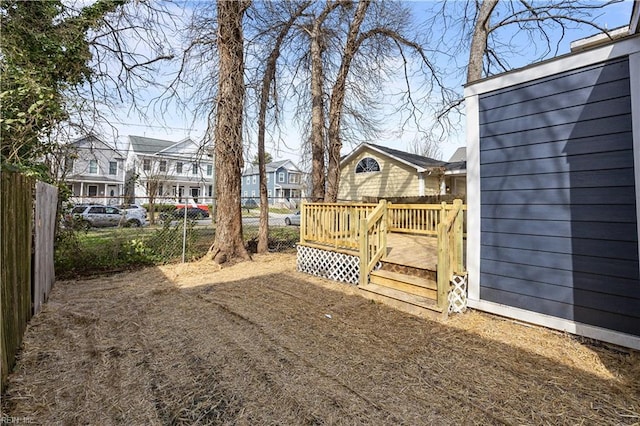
[2,253,639,425]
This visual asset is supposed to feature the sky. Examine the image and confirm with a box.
[104,0,635,166]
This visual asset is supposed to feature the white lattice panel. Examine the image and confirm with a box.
[448,273,468,314]
[297,245,360,285]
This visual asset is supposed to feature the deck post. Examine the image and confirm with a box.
[440,201,447,227]
[453,199,464,273]
[437,221,450,311]
[359,218,368,286]
[380,200,387,260]
[300,201,306,244]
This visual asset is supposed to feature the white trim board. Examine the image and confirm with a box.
[466,35,640,96]
[464,94,481,302]
[467,299,640,351]
[630,51,640,270]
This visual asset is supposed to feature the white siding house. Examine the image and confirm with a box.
[124,136,213,203]
[65,135,126,205]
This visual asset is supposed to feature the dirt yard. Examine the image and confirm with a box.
[2,253,639,425]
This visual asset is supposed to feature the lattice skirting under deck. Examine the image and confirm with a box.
[296,244,360,285]
[448,273,468,314]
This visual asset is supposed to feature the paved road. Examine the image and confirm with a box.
[168,212,295,227]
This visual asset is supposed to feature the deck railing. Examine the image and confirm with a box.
[299,199,466,309]
[300,202,376,250]
[388,203,445,235]
[436,199,465,310]
[358,201,387,286]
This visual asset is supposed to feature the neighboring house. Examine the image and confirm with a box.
[64,135,126,205]
[338,143,446,201]
[125,136,214,204]
[465,15,640,349]
[241,160,304,203]
[444,147,466,197]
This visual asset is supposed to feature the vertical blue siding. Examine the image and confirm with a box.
[478,57,640,337]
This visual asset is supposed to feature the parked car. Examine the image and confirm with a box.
[117,203,148,222]
[165,207,210,220]
[68,205,149,228]
[284,211,300,226]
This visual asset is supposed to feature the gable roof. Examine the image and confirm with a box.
[448,147,466,163]
[70,134,124,158]
[243,159,301,176]
[341,143,446,172]
[128,135,176,155]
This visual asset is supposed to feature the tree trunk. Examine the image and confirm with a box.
[208,0,250,264]
[467,0,498,83]
[256,4,308,253]
[325,0,370,202]
[309,18,326,202]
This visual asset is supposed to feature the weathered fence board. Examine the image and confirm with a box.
[1,172,34,393]
[34,182,58,315]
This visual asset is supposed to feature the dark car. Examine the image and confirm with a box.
[169,207,210,220]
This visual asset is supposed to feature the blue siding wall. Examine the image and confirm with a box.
[478,57,639,336]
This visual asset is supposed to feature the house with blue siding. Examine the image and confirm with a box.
[241,160,304,204]
[465,10,640,350]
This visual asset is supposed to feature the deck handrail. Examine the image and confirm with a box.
[359,200,387,286]
[436,199,464,311]
[300,202,377,249]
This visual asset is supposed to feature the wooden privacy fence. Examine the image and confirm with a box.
[34,182,58,315]
[1,173,58,393]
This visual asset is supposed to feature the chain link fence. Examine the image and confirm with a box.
[55,196,302,278]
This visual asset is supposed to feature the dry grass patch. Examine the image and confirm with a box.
[2,253,638,425]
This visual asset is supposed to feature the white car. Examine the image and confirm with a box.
[284,211,301,226]
[118,204,148,225]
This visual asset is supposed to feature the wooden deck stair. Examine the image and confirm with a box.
[359,259,444,318]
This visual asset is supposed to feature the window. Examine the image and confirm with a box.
[246,176,250,184]
[89,160,98,174]
[252,176,257,184]
[158,184,164,196]
[176,162,183,173]
[251,190,256,197]
[289,174,299,184]
[206,164,213,176]
[268,190,272,197]
[266,174,270,183]
[109,161,117,175]
[207,185,213,197]
[88,185,98,196]
[355,157,380,173]
[244,191,248,197]
[192,162,198,174]
[278,172,285,182]
[143,159,151,171]
[159,160,167,172]
[66,159,74,173]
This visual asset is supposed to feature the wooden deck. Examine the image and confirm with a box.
[384,232,438,270]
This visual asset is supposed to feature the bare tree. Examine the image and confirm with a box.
[322,1,450,202]
[208,0,251,264]
[252,1,311,253]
